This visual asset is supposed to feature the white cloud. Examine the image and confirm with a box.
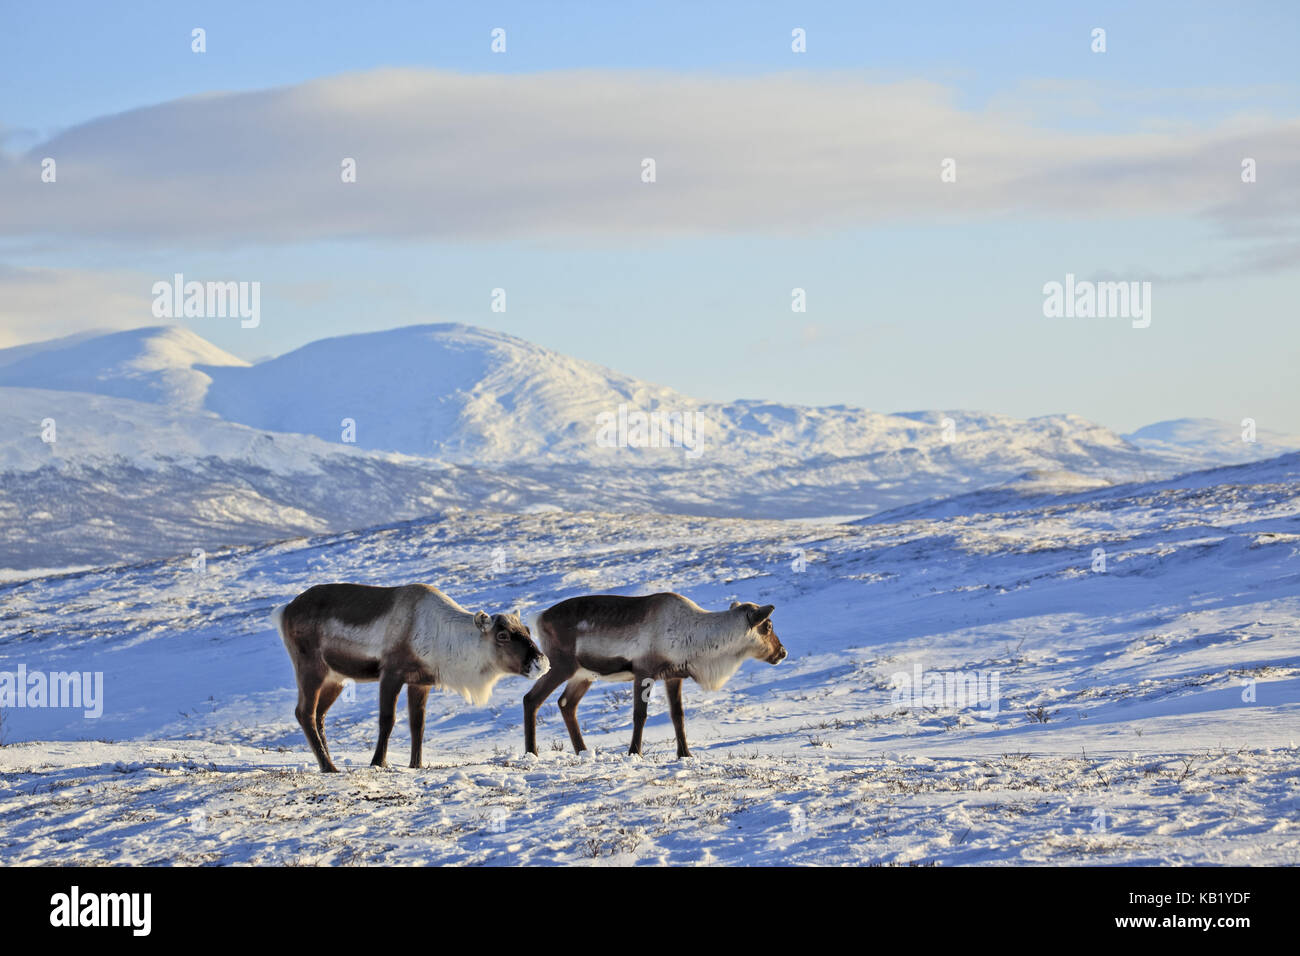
[2,68,1296,246]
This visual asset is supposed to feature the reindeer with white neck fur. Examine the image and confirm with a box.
[524,592,787,757]
[274,582,548,773]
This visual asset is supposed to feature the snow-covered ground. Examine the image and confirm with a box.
[3,453,1297,865]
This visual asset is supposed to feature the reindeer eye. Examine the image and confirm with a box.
[496,631,510,642]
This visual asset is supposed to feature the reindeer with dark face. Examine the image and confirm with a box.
[274,583,548,772]
[524,593,786,758]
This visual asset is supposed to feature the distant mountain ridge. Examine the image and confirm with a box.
[0,325,248,408]
[1123,417,1300,465]
[6,322,1282,470]
[1,322,1296,569]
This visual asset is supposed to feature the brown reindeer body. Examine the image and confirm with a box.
[275,583,547,772]
[524,592,786,757]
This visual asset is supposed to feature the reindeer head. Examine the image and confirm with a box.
[730,602,787,665]
[475,611,549,679]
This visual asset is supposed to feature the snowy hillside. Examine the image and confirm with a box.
[0,326,248,409]
[6,323,1187,468]
[1,454,1296,864]
[203,324,689,463]
[0,323,1293,570]
[1125,417,1300,466]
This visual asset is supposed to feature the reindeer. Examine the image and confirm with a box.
[274,583,548,772]
[524,593,786,757]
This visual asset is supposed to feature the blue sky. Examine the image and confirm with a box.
[4,1,1298,133]
[1,1,1296,432]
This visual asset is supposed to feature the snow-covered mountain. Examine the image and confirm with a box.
[0,325,248,409]
[1,322,1294,569]
[1124,417,1300,466]
[2,322,1236,469]
[202,324,686,463]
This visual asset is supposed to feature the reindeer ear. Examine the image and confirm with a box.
[747,604,775,628]
[474,611,491,632]
[730,601,742,611]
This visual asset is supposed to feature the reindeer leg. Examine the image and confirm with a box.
[407,684,430,768]
[558,678,593,754]
[629,673,652,756]
[315,680,345,766]
[664,678,691,758]
[295,665,338,773]
[523,663,571,756]
[371,671,403,767]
